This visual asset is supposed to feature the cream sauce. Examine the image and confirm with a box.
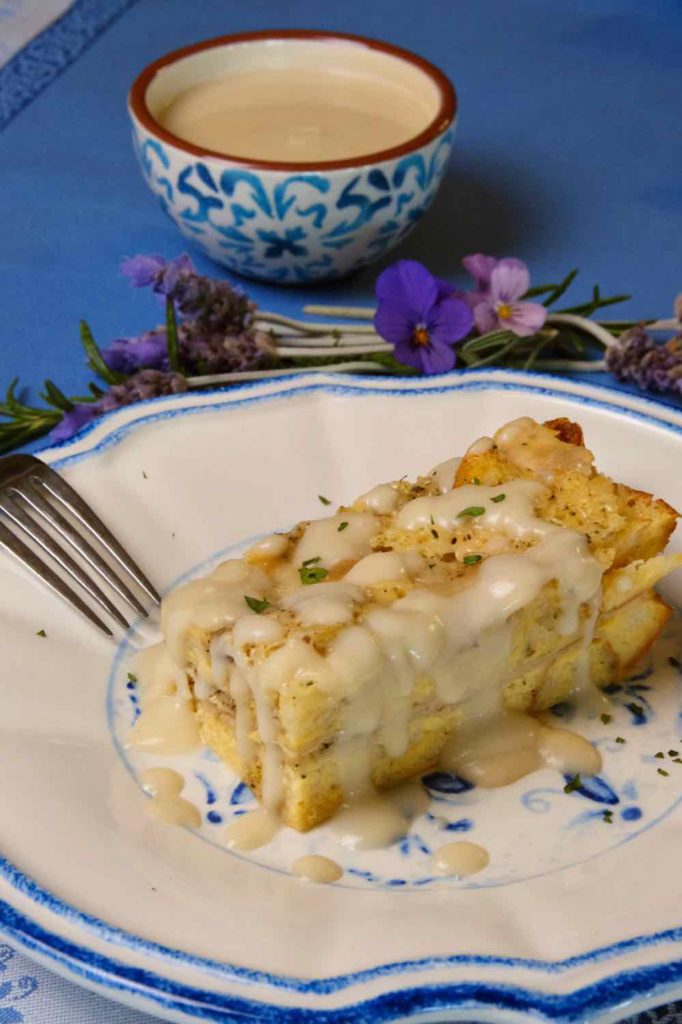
[159,65,435,163]
[225,809,279,851]
[128,695,201,754]
[493,417,593,481]
[428,456,461,493]
[139,767,201,829]
[357,482,401,514]
[432,841,490,877]
[441,710,602,787]
[291,855,343,883]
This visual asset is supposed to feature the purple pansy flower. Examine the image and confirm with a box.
[467,257,547,337]
[374,260,474,374]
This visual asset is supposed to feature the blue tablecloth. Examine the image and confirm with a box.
[0,2,681,1022]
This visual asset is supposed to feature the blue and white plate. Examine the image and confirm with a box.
[0,369,680,1023]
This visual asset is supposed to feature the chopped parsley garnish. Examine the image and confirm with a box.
[337,522,349,532]
[36,629,47,638]
[472,477,481,485]
[669,749,679,757]
[142,470,148,479]
[563,774,581,794]
[674,758,682,765]
[127,672,138,683]
[430,514,435,524]
[668,656,681,669]
[657,768,670,777]
[318,494,331,505]
[244,595,270,614]
[655,751,665,759]
[299,565,329,585]
[302,556,321,566]
[627,702,644,716]
[615,736,626,744]
[602,810,613,823]
[431,528,438,539]
[600,713,612,724]
[491,493,506,503]
[463,554,482,565]
[458,506,486,518]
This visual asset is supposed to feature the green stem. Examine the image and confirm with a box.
[165,298,182,373]
[544,269,578,307]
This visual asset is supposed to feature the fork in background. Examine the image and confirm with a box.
[0,454,160,637]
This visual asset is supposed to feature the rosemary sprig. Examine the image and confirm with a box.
[80,320,126,385]
[0,379,62,454]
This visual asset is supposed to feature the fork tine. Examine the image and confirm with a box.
[18,482,150,618]
[33,468,161,605]
[0,495,131,630]
[0,519,113,637]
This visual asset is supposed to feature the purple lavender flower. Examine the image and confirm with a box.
[102,330,169,373]
[605,327,682,395]
[374,260,474,374]
[467,257,547,337]
[49,403,98,442]
[97,370,188,410]
[48,371,189,443]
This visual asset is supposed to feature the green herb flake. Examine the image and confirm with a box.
[299,565,329,585]
[318,495,331,506]
[244,595,270,614]
[472,477,481,485]
[458,506,486,518]
[431,528,438,539]
[668,656,681,669]
[127,672,138,683]
[615,736,626,744]
[673,758,682,765]
[668,749,679,757]
[563,774,581,794]
[302,556,321,567]
[142,470,148,479]
[463,554,483,565]
[337,521,349,532]
[602,810,613,824]
[654,751,665,759]
[491,493,506,503]
[657,768,670,777]
[36,629,47,638]
[600,713,612,725]
[627,702,644,717]
[430,514,435,525]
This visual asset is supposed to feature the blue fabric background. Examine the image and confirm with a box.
[0,2,681,1021]
[0,0,681,413]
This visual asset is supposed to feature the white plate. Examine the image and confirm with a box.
[0,369,681,1024]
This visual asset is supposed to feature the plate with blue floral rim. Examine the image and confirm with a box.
[0,368,681,1024]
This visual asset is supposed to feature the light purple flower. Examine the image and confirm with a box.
[470,258,547,337]
[605,327,682,395]
[121,253,195,296]
[101,330,169,373]
[374,260,474,374]
[49,403,98,442]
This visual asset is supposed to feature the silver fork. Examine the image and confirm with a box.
[0,454,160,637]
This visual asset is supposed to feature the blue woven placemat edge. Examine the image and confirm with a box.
[0,0,141,131]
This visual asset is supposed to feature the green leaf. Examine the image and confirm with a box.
[318,495,331,505]
[463,554,482,565]
[302,556,321,566]
[337,521,349,532]
[244,595,270,614]
[491,493,506,503]
[458,506,485,517]
[544,268,578,307]
[80,320,126,385]
[165,297,182,373]
[41,379,75,412]
[299,564,329,585]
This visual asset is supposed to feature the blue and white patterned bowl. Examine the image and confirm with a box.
[128,31,456,283]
